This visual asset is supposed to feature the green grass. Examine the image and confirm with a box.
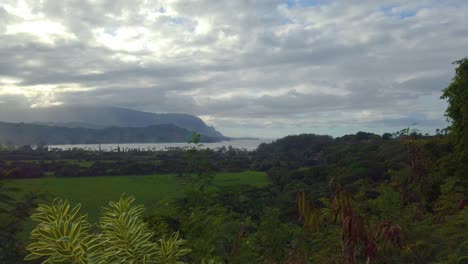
[62,159,95,168]
[5,171,269,244]
[4,171,268,221]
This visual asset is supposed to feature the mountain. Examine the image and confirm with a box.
[0,122,222,146]
[0,106,225,138]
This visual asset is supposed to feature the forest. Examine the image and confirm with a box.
[0,58,466,263]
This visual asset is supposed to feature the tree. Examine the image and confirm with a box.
[381,133,392,141]
[438,58,468,213]
[441,57,468,151]
[184,133,214,190]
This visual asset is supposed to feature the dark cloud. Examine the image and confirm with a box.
[0,0,466,137]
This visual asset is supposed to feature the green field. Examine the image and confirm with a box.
[4,171,269,221]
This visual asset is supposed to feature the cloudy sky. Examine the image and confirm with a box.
[1,0,467,138]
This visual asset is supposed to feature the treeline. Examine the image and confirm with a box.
[0,146,253,178]
[0,131,447,180]
[0,132,406,179]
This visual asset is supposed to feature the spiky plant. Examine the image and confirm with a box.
[25,200,97,263]
[25,195,190,264]
[156,233,191,264]
[200,258,221,264]
[99,195,161,263]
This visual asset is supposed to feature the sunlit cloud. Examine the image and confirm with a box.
[6,21,75,43]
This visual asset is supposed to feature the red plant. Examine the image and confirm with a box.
[296,187,405,263]
[297,192,321,232]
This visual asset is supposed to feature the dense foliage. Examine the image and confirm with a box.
[0,183,39,264]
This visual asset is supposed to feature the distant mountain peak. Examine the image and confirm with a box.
[0,106,226,139]
[0,121,223,145]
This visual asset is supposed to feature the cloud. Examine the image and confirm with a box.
[0,0,466,137]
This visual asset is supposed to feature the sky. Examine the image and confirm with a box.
[0,0,467,138]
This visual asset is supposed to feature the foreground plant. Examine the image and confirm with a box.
[25,195,190,264]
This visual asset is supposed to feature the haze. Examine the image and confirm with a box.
[1,0,468,137]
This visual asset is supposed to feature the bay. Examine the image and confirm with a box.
[48,139,273,152]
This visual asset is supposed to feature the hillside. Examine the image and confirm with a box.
[0,122,222,145]
[0,106,225,138]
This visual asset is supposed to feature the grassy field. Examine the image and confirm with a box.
[4,171,269,221]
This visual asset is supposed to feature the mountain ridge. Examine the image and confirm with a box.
[0,121,224,146]
[0,106,225,138]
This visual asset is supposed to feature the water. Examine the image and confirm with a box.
[48,139,273,152]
